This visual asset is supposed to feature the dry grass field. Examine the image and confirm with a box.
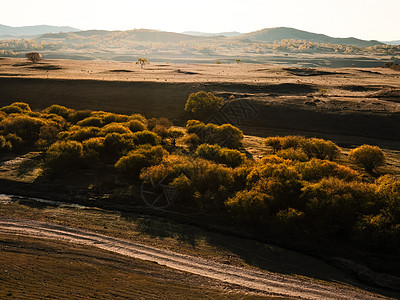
[1,57,399,149]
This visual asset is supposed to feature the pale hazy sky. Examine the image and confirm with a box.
[2,0,399,40]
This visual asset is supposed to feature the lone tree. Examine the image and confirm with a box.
[184,91,224,117]
[136,57,150,68]
[349,145,386,174]
[25,52,42,63]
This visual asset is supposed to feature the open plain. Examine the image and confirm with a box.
[1,57,399,149]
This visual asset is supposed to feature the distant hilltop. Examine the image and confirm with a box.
[0,24,396,47]
[0,24,80,37]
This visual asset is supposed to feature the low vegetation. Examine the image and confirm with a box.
[1,100,399,253]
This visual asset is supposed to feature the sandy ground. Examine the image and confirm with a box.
[0,218,392,300]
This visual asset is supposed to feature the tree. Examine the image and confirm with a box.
[25,52,42,63]
[136,57,150,68]
[235,59,241,64]
[348,145,386,174]
[184,91,223,117]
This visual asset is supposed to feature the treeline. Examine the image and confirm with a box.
[1,101,399,252]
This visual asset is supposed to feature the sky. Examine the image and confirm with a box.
[1,0,399,41]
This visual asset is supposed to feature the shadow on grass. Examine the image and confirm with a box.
[28,65,63,70]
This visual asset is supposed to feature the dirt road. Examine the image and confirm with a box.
[0,219,390,299]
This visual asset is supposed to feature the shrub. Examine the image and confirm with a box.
[247,162,303,210]
[0,114,47,143]
[103,132,135,162]
[300,138,340,160]
[68,110,92,123]
[276,148,309,162]
[43,104,71,119]
[216,123,243,148]
[276,208,304,226]
[1,102,31,115]
[45,140,83,172]
[375,175,400,218]
[39,113,67,129]
[99,123,132,135]
[184,91,224,116]
[0,105,24,114]
[152,125,169,139]
[264,137,282,153]
[115,145,167,178]
[281,136,305,149]
[4,133,23,150]
[61,126,100,141]
[8,102,31,112]
[36,125,61,149]
[182,133,201,150]
[196,143,246,168]
[142,155,234,211]
[167,128,184,146]
[100,112,131,125]
[130,113,147,124]
[77,116,103,127]
[226,189,273,224]
[147,117,172,130]
[0,102,32,115]
[132,130,161,146]
[296,159,360,182]
[186,120,243,149]
[349,145,386,174]
[126,120,146,133]
[0,111,6,121]
[82,137,105,162]
[0,135,12,153]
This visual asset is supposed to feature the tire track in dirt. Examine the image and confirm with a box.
[0,219,390,300]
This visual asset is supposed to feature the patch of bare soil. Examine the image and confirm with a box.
[0,219,390,300]
[370,89,400,102]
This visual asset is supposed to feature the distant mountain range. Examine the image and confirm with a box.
[239,27,384,47]
[0,25,397,47]
[0,24,79,37]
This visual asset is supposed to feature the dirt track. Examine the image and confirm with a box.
[0,219,390,300]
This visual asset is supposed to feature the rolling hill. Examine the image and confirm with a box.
[238,27,384,47]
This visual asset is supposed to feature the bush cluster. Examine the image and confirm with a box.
[1,101,398,252]
[264,136,340,160]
